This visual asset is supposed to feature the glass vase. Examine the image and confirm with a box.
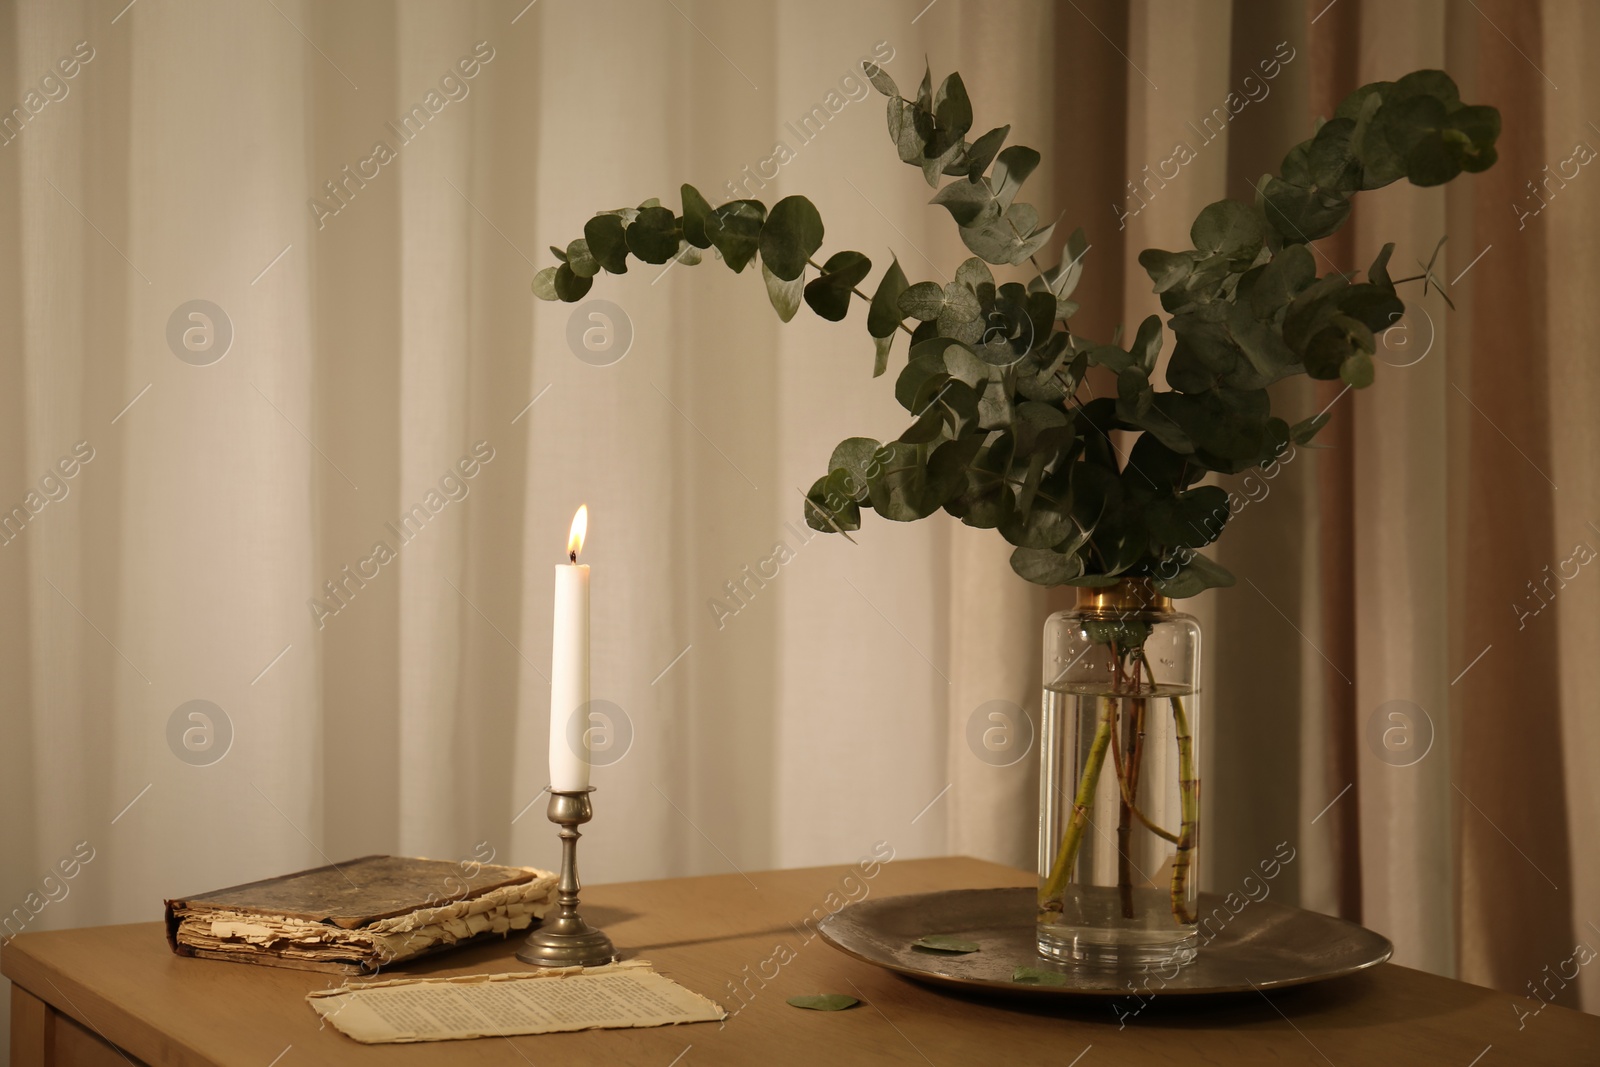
[1036,579,1201,968]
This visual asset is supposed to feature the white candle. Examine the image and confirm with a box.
[549,505,591,791]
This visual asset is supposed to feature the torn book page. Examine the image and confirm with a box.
[306,959,727,1044]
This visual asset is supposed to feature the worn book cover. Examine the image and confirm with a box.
[165,855,557,974]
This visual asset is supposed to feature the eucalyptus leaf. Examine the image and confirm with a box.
[553,263,592,301]
[1391,68,1463,109]
[926,433,985,510]
[1368,242,1396,290]
[584,214,629,274]
[1146,486,1229,550]
[912,935,980,954]
[1057,228,1091,295]
[626,206,680,264]
[1334,81,1391,123]
[804,250,872,322]
[900,281,946,321]
[1248,244,1316,317]
[1340,350,1375,388]
[707,199,766,272]
[888,97,924,164]
[990,145,1040,209]
[937,341,990,388]
[1444,106,1501,174]
[1259,177,1351,244]
[899,399,946,444]
[931,178,1001,228]
[1011,396,1075,454]
[762,261,804,323]
[531,267,560,301]
[934,380,982,438]
[895,353,948,413]
[1138,248,1192,293]
[829,437,883,498]
[1153,552,1236,597]
[804,475,861,533]
[787,994,860,1011]
[941,281,982,323]
[1338,283,1404,334]
[863,61,897,98]
[964,125,1010,180]
[960,203,1053,265]
[866,440,938,521]
[933,72,973,147]
[1087,343,1136,375]
[947,259,986,294]
[1152,564,1208,599]
[1190,199,1265,259]
[872,333,895,377]
[946,443,1017,530]
[921,139,964,187]
[1289,410,1331,446]
[1131,315,1163,375]
[1284,273,1356,351]
[760,196,825,281]
[1117,367,1153,422]
[565,239,599,278]
[1227,300,1298,380]
[868,258,910,346]
[1011,966,1069,986]
[680,183,714,248]
[1000,493,1074,549]
[1305,117,1363,194]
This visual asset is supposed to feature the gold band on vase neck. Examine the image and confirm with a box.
[1074,578,1172,614]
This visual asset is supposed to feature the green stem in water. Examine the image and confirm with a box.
[1170,691,1199,924]
[1040,695,1115,906]
[1109,698,1178,843]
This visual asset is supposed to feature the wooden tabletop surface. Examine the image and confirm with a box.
[4,856,1597,1065]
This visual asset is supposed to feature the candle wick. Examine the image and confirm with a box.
[569,550,578,563]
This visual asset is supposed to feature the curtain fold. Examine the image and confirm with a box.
[1540,0,1600,1017]
[3,5,1598,1051]
[1453,0,1576,1003]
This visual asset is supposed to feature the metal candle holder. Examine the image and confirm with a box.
[516,787,617,968]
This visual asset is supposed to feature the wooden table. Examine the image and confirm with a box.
[4,856,1596,1065]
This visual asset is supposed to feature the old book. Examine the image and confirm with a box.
[165,855,557,974]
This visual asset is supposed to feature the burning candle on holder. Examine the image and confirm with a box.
[549,505,590,791]
[521,502,615,968]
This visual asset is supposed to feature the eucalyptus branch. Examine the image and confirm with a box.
[533,62,1500,596]
[806,255,915,336]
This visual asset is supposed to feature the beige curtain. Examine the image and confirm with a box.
[1,2,1596,1050]
[945,0,1600,1014]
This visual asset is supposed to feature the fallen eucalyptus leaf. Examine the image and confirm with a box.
[1011,966,1068,986]
[787,993,860,1011]
[912,934,981,954]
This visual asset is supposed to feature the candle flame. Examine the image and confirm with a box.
[568,505,588,562]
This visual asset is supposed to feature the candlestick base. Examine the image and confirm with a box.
[517,787,618,968]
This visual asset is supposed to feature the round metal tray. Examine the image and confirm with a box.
[817,887,1391,998]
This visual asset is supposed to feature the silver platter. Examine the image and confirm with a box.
[817,887,1392,997]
